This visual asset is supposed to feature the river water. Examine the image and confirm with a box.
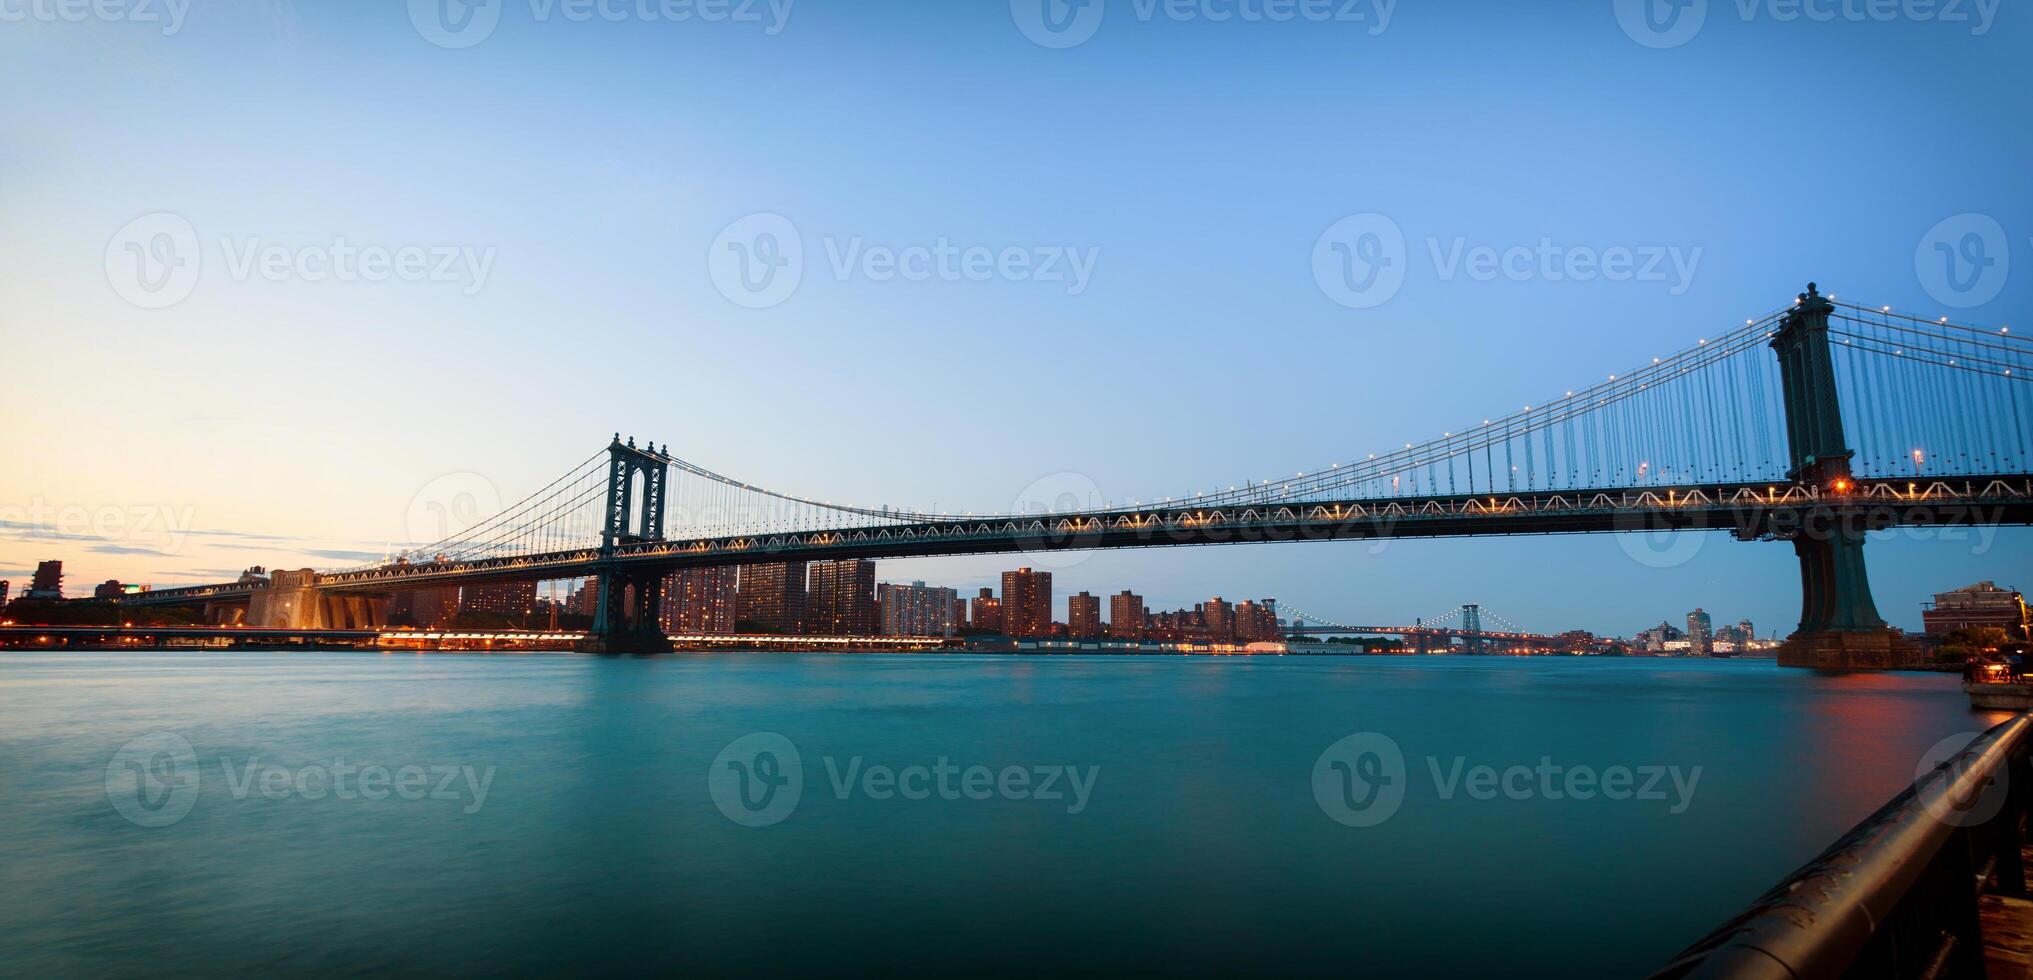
[0,652,2000,976]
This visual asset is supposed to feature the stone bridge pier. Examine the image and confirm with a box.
[246,569,387,630]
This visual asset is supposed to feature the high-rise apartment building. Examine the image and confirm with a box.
[1001,568,1053,637]
[663,566,738,634]
[1109,590,1146,640]
[28,560,62,600]
[737,562,807,633]
[969,587,1002,634]
[572,578,601,618]
[1687,608,1714,655]
[806,559,877,636]
[1068,591,1102,638]
[1203,597,1235,641]
[461,580,537,617]
[389,586,460,628]
[878,581,958,637]
[1235,599,1280,643]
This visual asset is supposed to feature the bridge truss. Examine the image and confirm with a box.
[118,286,2033,663]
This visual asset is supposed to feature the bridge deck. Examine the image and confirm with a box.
[107,475,2033,607]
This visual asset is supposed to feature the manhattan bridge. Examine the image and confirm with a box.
[118,286,2033,667]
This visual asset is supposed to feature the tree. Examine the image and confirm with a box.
[1938,626,2014,661]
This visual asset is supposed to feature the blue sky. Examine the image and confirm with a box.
[1,0,2027,634]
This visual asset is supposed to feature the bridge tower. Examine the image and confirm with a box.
[1461,604,1483,655]
[1766,284,1912,668]
[580,435,675,653]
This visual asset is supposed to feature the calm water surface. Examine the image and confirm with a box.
[0,652,2001,976]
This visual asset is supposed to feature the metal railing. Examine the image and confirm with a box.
[1652,712,2033,979]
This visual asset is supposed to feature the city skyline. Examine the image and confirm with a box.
[16,549,1986,650]
[8,4,2033,977]
[4,3,2030,637]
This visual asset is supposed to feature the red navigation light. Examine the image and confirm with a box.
[1831,478,1854,495]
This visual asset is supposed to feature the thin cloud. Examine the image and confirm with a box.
[301,549,384,563]
[0,522,112,544]
[88,544,177,556]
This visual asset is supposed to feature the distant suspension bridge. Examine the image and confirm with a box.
[115,286,2033,666]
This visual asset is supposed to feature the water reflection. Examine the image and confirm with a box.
[0,652,1985,976]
